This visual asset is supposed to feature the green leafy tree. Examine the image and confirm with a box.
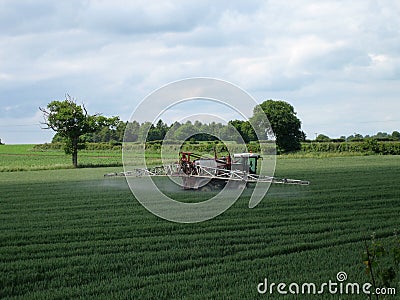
[124,121,140,142]
[138,121,152,142]
[392,131,400,141]
[219,124,237,141]
[252,100,303,152]
[229,120,256,143]
[375,132,389,139]
[316,134,330,142]
[147,120,169,141]
[174,121,198,140]
[40,96,118,167]
[77,119,127,143]
[241,121,257,142]
[114,120,127,142]
[299,130,307,142]
[206,122,224,138]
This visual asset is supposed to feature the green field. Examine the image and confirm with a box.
[1,153,399,299]
[0,144,122,171]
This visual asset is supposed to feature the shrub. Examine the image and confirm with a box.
[300,141,400,155]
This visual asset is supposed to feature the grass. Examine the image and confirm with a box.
[1,156,399,298]
[0,144,194,171]
[0,143,383,172]
[0,144,122,171]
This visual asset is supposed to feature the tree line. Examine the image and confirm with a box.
[51,100,303,147]
[43,98,304,166]
[52,120,400,145]
[52,119,258,144]
[41,96,398,167]
[315,131,400,142]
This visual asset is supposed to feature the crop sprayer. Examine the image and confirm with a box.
[105,151,310,189]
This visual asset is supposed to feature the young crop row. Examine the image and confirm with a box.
[1,156,399,298]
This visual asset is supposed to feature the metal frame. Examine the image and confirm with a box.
[105,163,309,185]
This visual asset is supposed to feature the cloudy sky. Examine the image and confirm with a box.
[1,0,399,144]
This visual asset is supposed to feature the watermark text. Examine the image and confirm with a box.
[257,272,396,296]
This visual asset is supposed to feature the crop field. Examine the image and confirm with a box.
[0,144,217,172]
[0,145,122,171]
[1,154,400,299]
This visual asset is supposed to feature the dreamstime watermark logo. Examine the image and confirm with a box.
[257,271,397,296]
[122,78,276,223]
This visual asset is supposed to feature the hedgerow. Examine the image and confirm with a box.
[33,142,123,151]
[32,140,400,156]
[301,140,400,155]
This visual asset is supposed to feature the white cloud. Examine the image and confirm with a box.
[0,0,399,143]
[0,110,53,144]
